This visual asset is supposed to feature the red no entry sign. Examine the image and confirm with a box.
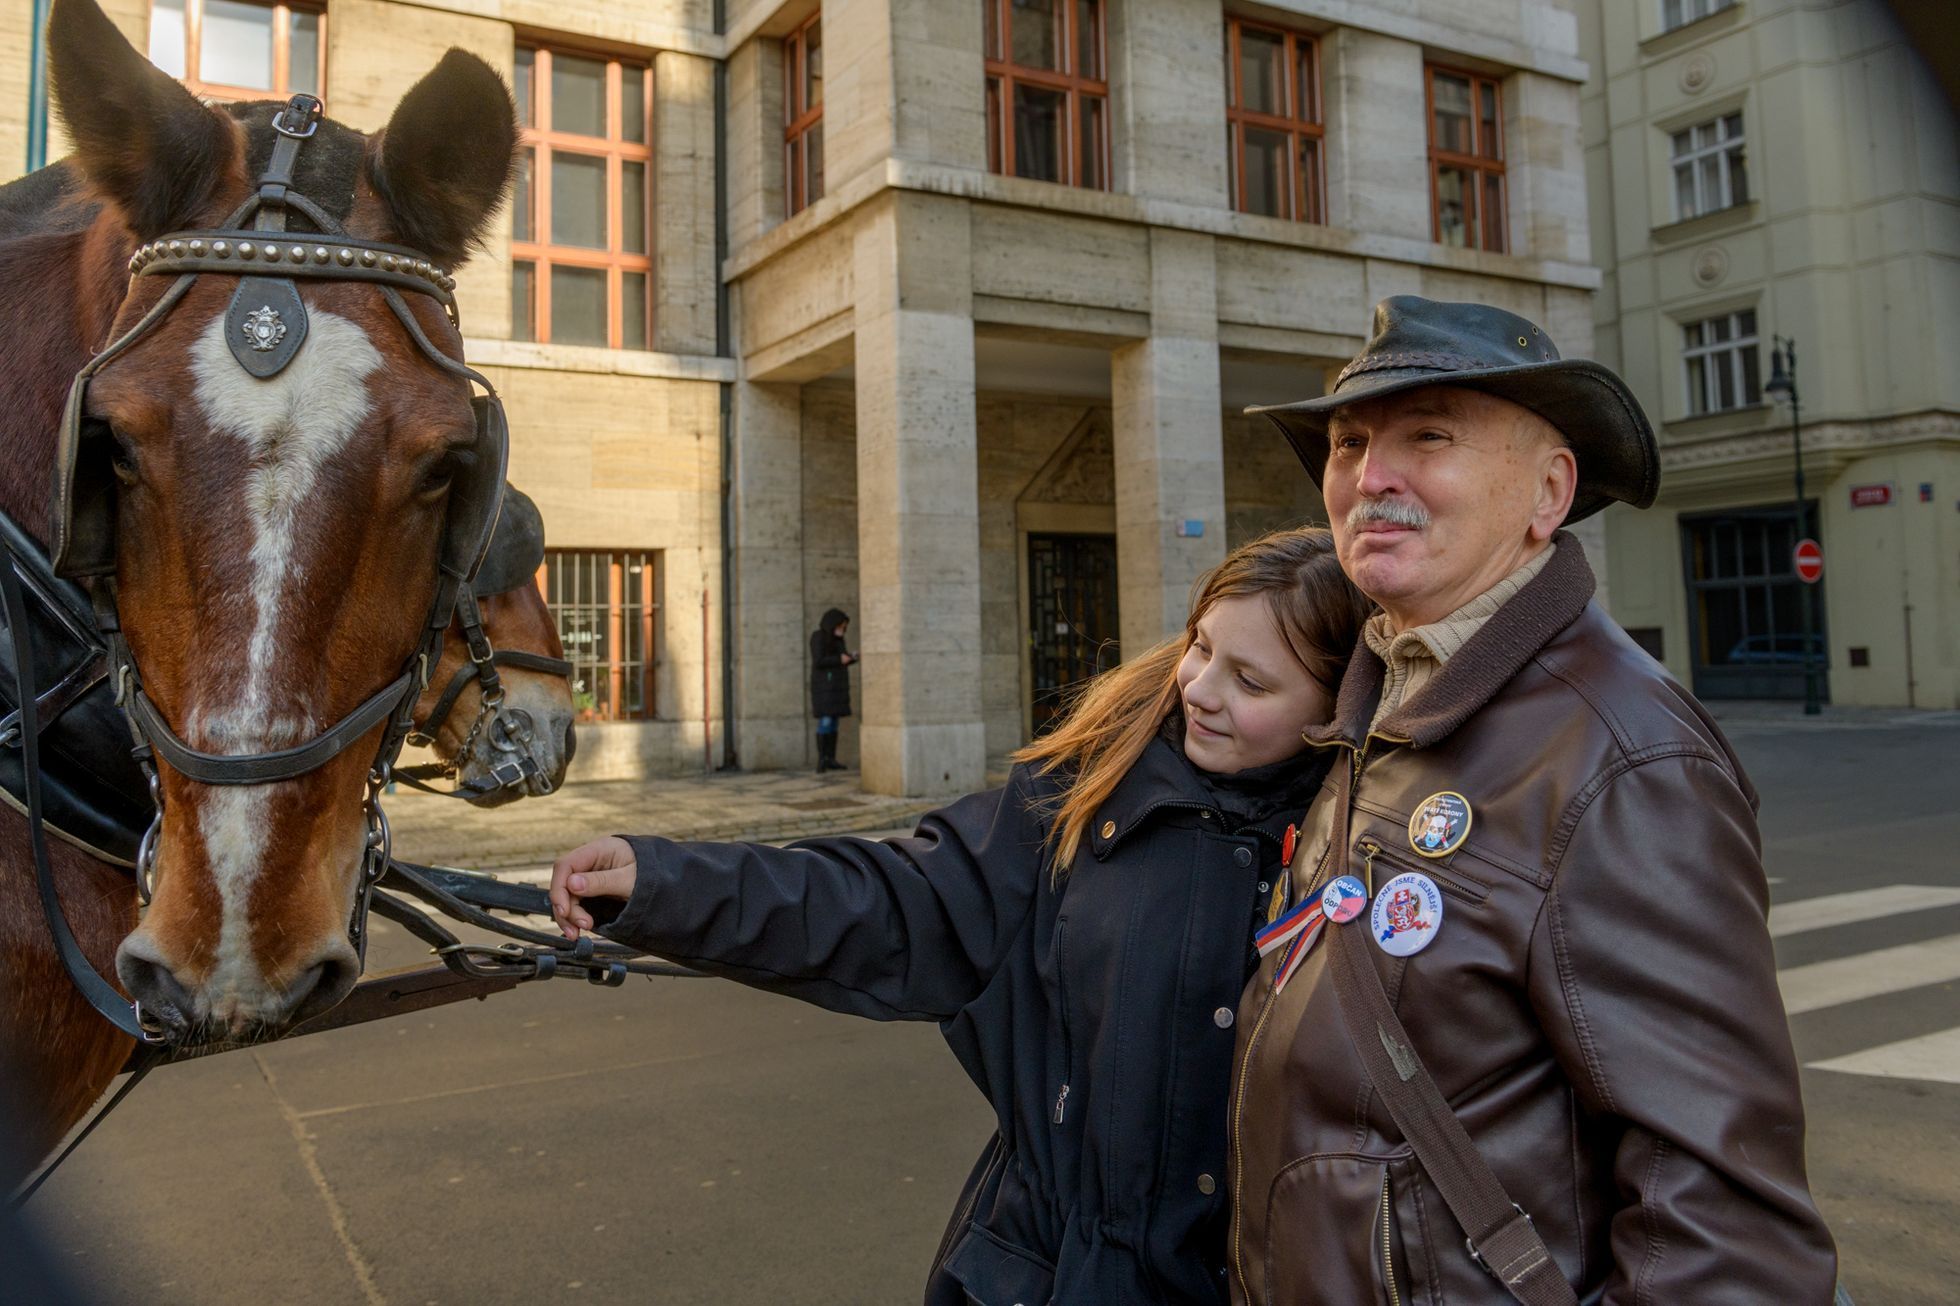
[1794,538,1823,583]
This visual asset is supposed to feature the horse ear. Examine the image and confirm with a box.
[45,0,235,238]
[371,50,518,268]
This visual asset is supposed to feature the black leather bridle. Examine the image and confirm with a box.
[397,489,574,801]
[26,94,509,1044]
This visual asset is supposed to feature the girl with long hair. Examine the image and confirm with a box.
[549,526,1370,1303]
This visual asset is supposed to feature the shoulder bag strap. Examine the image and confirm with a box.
[1323,763,1576,1305]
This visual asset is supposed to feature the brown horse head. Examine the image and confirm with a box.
[46,0,516,1040]
[415,579,578,805]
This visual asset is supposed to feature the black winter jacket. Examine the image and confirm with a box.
[810,608,852,718]
[602,732,1332,1304]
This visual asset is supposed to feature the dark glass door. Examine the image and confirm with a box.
[1027,533,1120,734]
[1680,505,1827,701]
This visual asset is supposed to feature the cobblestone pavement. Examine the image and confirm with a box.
[384,763,1015,872]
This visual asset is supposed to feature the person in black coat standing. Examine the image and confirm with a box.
[550,528,1371,1303]
[809,607,854,772]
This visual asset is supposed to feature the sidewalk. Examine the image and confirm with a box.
[384,766,986,871]
[1704,700,1960,733]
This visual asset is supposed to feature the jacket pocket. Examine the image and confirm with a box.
[1263,1151,1418,1305]
[1358,837,1490,907]
[944,1224,1057,1306]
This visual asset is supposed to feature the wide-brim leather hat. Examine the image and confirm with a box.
[1249,296,1660,524]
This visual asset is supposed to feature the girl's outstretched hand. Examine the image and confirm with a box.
[549,835,636,939]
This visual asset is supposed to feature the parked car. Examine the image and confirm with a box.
[1724,633,1826,666]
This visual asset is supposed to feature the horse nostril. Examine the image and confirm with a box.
[562,721,577,765]
[281,950,359,1028]
[115,944,196,1033]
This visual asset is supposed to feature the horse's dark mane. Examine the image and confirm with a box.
[0,163,98,240]
[226,102,368,229]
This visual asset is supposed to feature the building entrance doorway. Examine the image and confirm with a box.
[1027,533,1120,734]
[1681,504,1828,701]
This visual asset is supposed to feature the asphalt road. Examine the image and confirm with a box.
[17,710,1960,1304]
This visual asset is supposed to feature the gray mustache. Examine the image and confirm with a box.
[1346,498,1431,531]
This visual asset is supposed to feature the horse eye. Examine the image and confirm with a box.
[110,444,139,485]
[420,448,475,495]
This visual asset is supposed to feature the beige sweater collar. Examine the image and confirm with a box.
[1364,543,1557,728]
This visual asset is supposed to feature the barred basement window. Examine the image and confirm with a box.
[982,0,1111,189]
[1683,309,1761,415]
[1224,18,1324,224]
[543,550,661,722]
[1671,112,1747,219]
[784,12,825,215]
[511,46,655,350]
[149,0,323,102]
[1427,65,1506,253]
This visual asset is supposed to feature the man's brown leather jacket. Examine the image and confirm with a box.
[1228,537,1837,1304]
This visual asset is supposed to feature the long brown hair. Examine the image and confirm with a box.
[1013,526,1369,871]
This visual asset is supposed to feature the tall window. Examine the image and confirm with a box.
[1224,19,1323,223]
[543,550,660,721]
[981,0,1110,189]
[1427,65,1507,253]
[1671,112,1747,219]
[1683,309,1761,415]
[511,47,654,350]
[1662,0,1735,32]
[149,0,322,101]
[784,14,825,215]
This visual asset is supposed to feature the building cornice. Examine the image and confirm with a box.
[465,338,737,382]
[1660,410,1960,472]
[723,159,1603,292]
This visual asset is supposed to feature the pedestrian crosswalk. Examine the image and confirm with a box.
[1772,883,1960,1086]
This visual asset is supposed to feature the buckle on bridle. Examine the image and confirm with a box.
[1466,1204,1533,1277]
[272,94,323,139]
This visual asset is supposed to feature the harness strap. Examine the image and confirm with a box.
[126,666,419,786]
[1322,766,1577,1306]
[0,546,153,1046]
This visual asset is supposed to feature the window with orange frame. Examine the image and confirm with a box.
[981,0,1110,190]
[511,46,655,350]
[784,12,825,216]
[1426,64,1508,253]
[148,0,324,102]
[1225,18,1324,223]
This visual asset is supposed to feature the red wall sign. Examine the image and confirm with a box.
[1794,538,1824,583]
[1848,483,1894,508]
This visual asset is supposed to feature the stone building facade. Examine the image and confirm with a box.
[1579,0,1958,709]
[6,0,1604,793]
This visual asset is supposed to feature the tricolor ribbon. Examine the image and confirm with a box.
[1255,896,1326,993]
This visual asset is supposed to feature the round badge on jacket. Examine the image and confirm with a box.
[1320,875,1368,925]
[1371,872,1444,957]
[1407,791,1472,858]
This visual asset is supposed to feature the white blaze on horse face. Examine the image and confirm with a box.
[186,310,381,1012]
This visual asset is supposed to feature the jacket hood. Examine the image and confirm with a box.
[817,607,849,633]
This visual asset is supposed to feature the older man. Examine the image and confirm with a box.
[1227,298,1837,1304]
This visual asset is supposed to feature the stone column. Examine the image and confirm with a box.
[1107,0,1228,204]
[1502,71,1589,263]
[851,192,985,796]
[725,36,786,249]
[1111,228,1227,655]
[728,375,808,769]
[1320,28,1431,242]
[654,50,718,356]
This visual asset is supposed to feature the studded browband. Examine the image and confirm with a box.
[127,234,458,300]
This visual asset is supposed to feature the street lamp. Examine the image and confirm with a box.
[1763,335,1822,715]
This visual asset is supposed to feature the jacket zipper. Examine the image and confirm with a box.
[1053,917,1072,1126]
[1380,1171,1401,1306]
[1232,741,1356,1300]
